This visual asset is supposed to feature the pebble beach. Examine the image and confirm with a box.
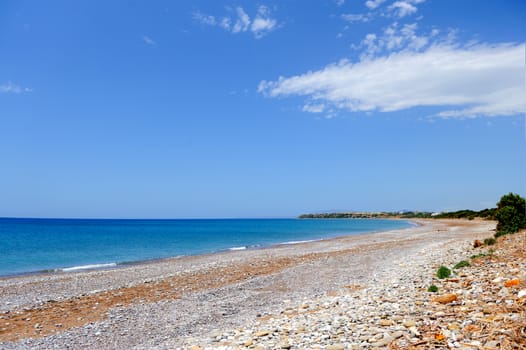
[1,219,524,349]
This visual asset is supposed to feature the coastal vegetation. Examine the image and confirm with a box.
[299,208,496,220]
[494,192,526,237]
[436,266,451,279]
[483,237,496,246]
[453,260,470,269]
[299,192,525,226]
[427,284,438,293]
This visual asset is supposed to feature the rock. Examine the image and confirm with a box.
[326,344,345,350]
[190,346,201,350]
[473,240,483,248]
[482,307,493,314]
[380,319,394,326]
[209,330,222,339]
[492,277,504,283]
[244,339,253,347]
[484,340,500,349]
[280,341,292,349]
[504,278,520,287]
[403,319,416,328]
[371,338,392,347]
[447,322,460,330]
[432,294,458,304]
[392,331,405,339]
[518,289,526,298]
[408,326,420,337]
[254,330,271,337]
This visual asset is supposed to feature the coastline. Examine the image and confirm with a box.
[0,218,414,280]
[0,218,412,279]
[0,219,504,348]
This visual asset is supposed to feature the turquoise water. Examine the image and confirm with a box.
[0,218,412,276]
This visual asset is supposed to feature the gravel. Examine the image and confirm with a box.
[1,219,507,349]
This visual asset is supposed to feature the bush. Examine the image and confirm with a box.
[454,260,470,269]
[437,266,451,279]
[495,193,526,234]
[427,285,439,293]
[495,229,511,238]
[483,238,496,245]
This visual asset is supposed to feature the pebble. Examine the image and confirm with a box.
[1,222,524,350]
[402,319,416,327]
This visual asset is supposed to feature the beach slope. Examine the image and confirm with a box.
[2,219,523,349]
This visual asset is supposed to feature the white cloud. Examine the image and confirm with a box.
[232,7,251,33]
[386,0,426,18]
[141,35,156,46]
[365,0,386,10]
[302,103,326,113]
[192,6,279,38]
[219,17,231,30]
[353,22,431,59]
[0,82,32,94]
[335,0,345,6]
[389,1,417,17]
[192,11,217,26]
[251,6,278,38]
[342,13,370,23]
[258,43,525,118]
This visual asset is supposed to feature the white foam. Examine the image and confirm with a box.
[60,263,117,272]
[228,246,247,251]
[279,239,317,245]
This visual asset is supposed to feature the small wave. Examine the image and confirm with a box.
[228,246,247,251]
[279,239,318,245]
[59,263,117,272]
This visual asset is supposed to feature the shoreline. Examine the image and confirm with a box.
[0,219,501,348]
[0,218,415,280]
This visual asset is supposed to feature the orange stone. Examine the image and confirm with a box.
[504,278,520,287]
[432,293,458,304]
[435,333,445,341]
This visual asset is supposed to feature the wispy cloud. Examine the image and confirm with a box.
[141,35,156,46]
[365,0,386,10]
[258,43,525,118]
[192,11,217,26]
[0,82,33,94]
[388,0,425,18]
[342,13,370,23]
[342,0,425,31]
[389,1,417,17]
[352,22,435,59]
[193,6,279,39]
[302,103,327,113]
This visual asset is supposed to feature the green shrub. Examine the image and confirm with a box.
[454,260,470,269]
[437,266,451,279]
[483,238,496,245]
[427,285,439,293]
[494,230,511,238]
[495,193,526,234]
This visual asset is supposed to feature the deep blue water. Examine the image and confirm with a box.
[0,218,412,276]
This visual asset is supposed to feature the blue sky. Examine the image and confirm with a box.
[1,0,525,218]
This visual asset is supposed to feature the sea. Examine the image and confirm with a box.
[0,218,413,277]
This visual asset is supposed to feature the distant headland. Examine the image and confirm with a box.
[299,208,497,220]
